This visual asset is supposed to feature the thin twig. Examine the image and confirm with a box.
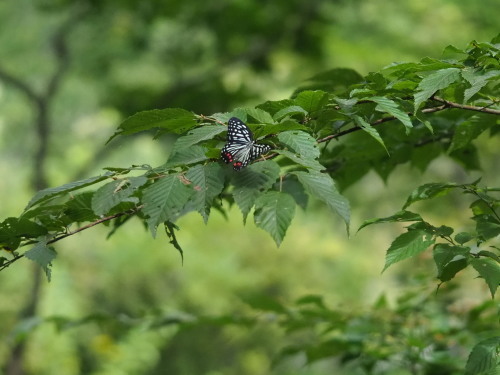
[0,206,143,272]
[432,96,500,115]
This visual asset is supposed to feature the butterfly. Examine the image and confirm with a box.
[220,117,271,171]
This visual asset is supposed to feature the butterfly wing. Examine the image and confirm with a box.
[221,117,271,170]
[226,117,253,144]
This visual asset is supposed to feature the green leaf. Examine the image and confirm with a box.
[462,69,500,102]
[293,170,350,229]
[254,120,309,138]
[358,210,423,232]
[91,176,147,216]
[273,106,308,121]
[448,116,494,153]
[474,215,500,241]
[164,222,184,264]
[142,174,194,236]
[455,231,473,245]
[301,68,363,92]
[279,177,309,210]
[25,173,113,211]
[108,108,197,141]
[370,96,413,134]
[433,243,470,282]
[172,125,226,152]
[64,192,97,222]
[232,161,281,222]
[257,99,295,116]
[185,163,225,223]
[0,217,48,250]
[164,145,208,169]
[294,90,328,113]
[352,115,388,154]
[403,182,458,209]
[245,108,274,123]
[465,337,500,375]
[254,191,296,247]
[383,230,435,272]
[276,150,324,171]
[414,68,461,111]
[24,241,57,281]
[471,258,500,298]
[277,131,320,159]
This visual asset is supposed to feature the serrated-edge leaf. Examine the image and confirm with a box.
[462,69,500,102]
[232,161,281,222]
[293,170,350,228]
[245,108,275,123]
[91,176,148,216]
[173,125,226,152]
[414,68,461,111]
[403,182,458,209]
[470,258,500,298]
[448,117,493,154]
[278,131,320,159]
[25,172,114,211]
[383,230,435,271]
[24,241,57,281]
[358,210,423,232]
[465,337,500,375]
[108,108,197,141]
[276,150,324,170]
[352,115,388,154]
[370,96,413,134]
[164,145,208,169]
[294,90,328,113]
[255,120,309,138]
[254,191,296,247]
[142,174,194,236]
[273,106,308,121]
[433,243,470,282]
[185,163,225,223]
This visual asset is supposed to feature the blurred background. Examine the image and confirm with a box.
[0,0,498,374]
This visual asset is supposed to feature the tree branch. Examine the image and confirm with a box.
[0,207,143,273]
[432,96,500,115]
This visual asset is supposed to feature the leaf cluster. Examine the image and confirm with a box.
[1,36,499,297]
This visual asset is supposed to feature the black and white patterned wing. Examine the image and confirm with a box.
[221,117,271,171]
[226,117,253,144]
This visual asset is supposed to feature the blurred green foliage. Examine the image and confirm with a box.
[0,0,498,374]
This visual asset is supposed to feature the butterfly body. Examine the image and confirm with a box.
[221,117,271,171]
